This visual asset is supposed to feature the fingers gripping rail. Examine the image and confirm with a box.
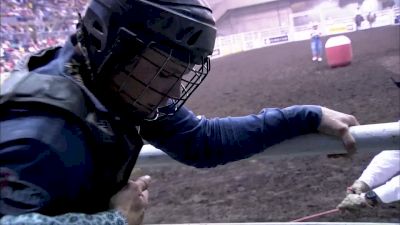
[263,121,400,156]
[138,122,400,158]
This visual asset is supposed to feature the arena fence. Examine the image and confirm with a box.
[138,122,400,159]
[211,8,399,59]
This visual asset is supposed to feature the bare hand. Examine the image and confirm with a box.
[317,107,360,156]
[110,175,151,225]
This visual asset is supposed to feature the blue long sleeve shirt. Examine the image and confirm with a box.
[141,105,322,167]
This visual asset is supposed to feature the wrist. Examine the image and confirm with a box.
[114,210,129,225]
[363,190,379,207]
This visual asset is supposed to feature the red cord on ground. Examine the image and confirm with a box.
[290,208,340,222]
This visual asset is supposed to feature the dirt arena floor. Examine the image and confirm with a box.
[137,25,400,224]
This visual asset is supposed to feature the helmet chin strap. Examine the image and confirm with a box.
[144,108,160,122]
[149,83,188,121]
[76,12,95,81]
[144,98,179,122]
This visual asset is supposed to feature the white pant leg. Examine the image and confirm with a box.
[358,150,400,188]
[373,175,400,203]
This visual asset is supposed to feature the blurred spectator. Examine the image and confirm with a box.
[366,12,377,28]
[355,13,364,30]
[354,7,364,31]
[310,23,323,62]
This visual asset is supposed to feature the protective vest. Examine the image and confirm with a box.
[0,69,143,214]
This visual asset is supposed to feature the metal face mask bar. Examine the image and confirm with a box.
[103,28,210,120]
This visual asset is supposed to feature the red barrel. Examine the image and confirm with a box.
[325,35,353,67]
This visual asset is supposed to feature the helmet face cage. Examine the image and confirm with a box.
[127,46,211,119]
[99,28,210,121]
[115,44,210,121]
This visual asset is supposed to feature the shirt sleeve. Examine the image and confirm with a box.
[373,175,400,204]
[0,210,128,225]
[140,105,322,168]
[359,150,400,188]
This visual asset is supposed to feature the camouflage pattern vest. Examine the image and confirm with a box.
[0,66,143,214]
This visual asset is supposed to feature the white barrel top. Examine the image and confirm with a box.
[325,35,351,48]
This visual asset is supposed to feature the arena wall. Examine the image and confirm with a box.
[212,0,399,59]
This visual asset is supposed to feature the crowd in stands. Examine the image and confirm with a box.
[0,0,88,74]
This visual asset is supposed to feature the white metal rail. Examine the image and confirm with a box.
[139,122,400,158]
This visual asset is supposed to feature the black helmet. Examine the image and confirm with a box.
[77,0,217,121]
